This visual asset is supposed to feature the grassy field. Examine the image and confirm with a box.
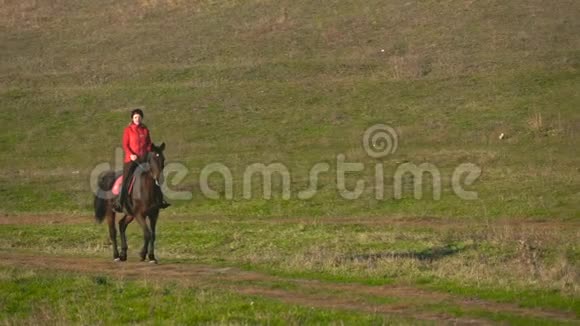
[0,0,579,323]
[0,216,578,324]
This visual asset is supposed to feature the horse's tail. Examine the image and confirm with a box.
[94,170,118,223]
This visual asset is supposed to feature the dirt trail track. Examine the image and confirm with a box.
[2,214,578,229]
[0,251,576,325]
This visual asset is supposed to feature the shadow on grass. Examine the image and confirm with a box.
[340,244,474,264]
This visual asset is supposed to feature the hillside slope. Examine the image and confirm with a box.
[0,0,579,218]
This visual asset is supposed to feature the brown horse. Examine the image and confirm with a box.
[94,143,166,263]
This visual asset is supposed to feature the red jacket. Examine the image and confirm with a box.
[123,123,152,163]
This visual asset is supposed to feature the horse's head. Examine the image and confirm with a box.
[147,142,166,184]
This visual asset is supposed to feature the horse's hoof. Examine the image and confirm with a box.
[149,260,158,264]
[119,256,127,262]
[113,258,121,262]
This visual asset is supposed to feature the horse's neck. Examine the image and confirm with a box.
[132,172,155,194]
[137,173,154,185]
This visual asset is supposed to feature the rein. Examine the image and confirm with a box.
[135,152,161,186]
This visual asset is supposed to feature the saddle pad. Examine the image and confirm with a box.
[111,176,136,196]
[112,176,123,196]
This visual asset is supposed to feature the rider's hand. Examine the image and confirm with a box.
[130,154,137,161]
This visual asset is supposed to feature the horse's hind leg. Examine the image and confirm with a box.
[118,215,134,261]
[106,212,119,261]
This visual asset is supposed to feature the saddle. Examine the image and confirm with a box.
[112,169,169,214]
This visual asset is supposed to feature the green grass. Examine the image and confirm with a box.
[423,278,579,316]
[0,267,403,325]
[424,303,575,326]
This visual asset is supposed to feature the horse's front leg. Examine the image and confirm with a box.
[147,213,158,263]
[106,212,119,261]
[134,213,151,262]
[118,215,134,261]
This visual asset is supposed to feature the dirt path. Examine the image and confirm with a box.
[0,251,575,324]
[0,214,91,225]
[2,214,578,230]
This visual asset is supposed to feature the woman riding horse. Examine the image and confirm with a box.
[114,108,169,213]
